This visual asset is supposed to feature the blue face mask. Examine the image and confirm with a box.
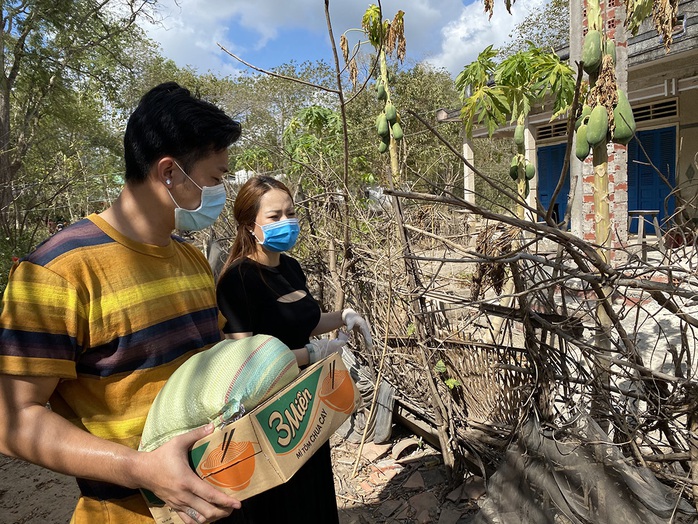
[168,161,227,231]
[255,218,300,252]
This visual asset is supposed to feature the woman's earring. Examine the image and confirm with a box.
[166,180,171,186]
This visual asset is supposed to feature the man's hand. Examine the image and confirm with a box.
[137,423,241,523]
[0,375,240,523]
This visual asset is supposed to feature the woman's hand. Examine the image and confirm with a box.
[342,308,373,349]
[306,331,349,363]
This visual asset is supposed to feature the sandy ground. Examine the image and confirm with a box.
[0,453,78,523]
[0,427,478,524]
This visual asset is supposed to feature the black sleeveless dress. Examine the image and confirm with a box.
[216,254,339,524]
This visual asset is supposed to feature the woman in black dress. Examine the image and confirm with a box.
[216,175,372,523]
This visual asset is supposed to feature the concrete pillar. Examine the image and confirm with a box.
[524,119,537,222]
[569,0,585,238]
[463,138,475,206]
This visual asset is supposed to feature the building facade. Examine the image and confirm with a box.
[440,0,698,258]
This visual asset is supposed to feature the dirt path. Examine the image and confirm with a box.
[0,454,78,523]
[0,426,480,524]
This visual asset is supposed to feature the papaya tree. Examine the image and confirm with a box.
[385,64,462,194]
[358,5,406,186]
[456,44,576,219]
[572,0,637,430]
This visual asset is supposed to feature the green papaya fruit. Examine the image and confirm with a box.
[509,155,519,180]
[582,30,602,74]
[605,40,616,66]
[612,89,636,146]
[384,102,397,123]
[376,81,387,101]
[576,124,590,161]
[378,140,388,154]
[376,113,389,137]
[575,105,592,131]
[525,161,536,180]
[391,121,404,141]
[514,123,525,147]
[586,105,608,146]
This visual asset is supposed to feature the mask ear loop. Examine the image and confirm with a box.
[248,226,262,244]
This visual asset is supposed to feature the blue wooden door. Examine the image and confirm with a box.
[537,143,570,225]
[627,126,676,234]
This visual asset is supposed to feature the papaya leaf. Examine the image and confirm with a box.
[460,85,510,138]
[455,45,498,96]
[362,4,384,47]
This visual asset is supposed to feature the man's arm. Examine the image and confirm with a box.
[0,374,241,523]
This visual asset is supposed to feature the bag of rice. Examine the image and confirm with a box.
[139,334,299,452]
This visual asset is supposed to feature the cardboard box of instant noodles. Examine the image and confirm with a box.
[143,352,361,524]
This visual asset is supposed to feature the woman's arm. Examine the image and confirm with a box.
[310,311,343,336]
[311,309,373,349]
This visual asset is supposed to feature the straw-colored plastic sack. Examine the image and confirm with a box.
[139,334,299,452]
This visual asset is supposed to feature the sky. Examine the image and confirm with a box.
[141,0,550,79]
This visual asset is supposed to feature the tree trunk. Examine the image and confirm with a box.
[592,142,612,433]
[0,85,13,236]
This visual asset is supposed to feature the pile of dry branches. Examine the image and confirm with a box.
[289,169,698,521]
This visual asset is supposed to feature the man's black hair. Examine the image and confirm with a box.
[123,82,241,183]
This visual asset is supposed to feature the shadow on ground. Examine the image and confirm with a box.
[331,426,484,524]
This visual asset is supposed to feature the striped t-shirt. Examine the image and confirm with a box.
[0,213,223,519]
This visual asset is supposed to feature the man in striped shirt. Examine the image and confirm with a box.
[0,82,242,524]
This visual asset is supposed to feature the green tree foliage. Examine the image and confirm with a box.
[0,0,157,272]
[228,61,336,175]
[388,64,462,194]
[283,105,342,177]
[235,147,274,173]
[342,60,461,194]
[500,0,570,56]
[456,44,576,138]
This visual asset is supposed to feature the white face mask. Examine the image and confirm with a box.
[167,160,227,231]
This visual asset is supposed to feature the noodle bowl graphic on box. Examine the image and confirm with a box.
[198,440,256,490]
[319,368,355,414]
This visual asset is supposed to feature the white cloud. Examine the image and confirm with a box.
[424,0,550,76]
[144,0,245,76]
[141,0,552,78]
